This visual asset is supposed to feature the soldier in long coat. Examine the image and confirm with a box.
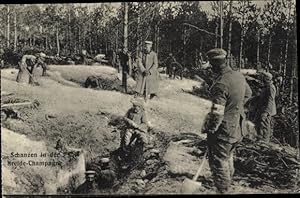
[202,48,252,193]
[135,41,159,100]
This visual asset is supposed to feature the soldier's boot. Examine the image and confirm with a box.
[42,70,47,76]
[208,139,232,194]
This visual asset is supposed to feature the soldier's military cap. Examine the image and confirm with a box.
[145,41,153,45]
[85,170,96,175]
[206,48,227,60]
[40,52,46,58]
[100,157,110,164]
[260,71,273,81]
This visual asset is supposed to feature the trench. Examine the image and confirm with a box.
[1,95,172,195]
[69,75,135,94]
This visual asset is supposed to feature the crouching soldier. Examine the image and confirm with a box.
[170,61,184,80]
[74,170,98,194]
[16,54,39,85]
[120,98,150,152]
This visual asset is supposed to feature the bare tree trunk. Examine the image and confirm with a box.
[56,23,60,55]
[256,29,260,69]
[45,35,48,50]
[220,0,223,49]
[157,25,160,57]
[68,6,71,54]
[227,0,233,67]
[279,39,283,72]
[123,2,128,50]
[89,24,92,54]
[14,8,17,51]
[183,26,187,67]
[136,7,140,58]
[83,26,86,50]
[283,1,292,82]
[290,6,297,104]
[215,21,218,48]
[78,26,81,53]
[267,35,272,71]
[239,30,244,71]
[116,28,119,53]
[7,5,10,48]
[105,40,108,55]
[155,24,159,53]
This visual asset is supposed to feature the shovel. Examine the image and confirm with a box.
[180,149,208,194]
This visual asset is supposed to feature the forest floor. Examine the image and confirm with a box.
[1,65,299,195]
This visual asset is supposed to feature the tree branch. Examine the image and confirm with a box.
[182,23,220,37]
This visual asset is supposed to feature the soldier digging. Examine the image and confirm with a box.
[202,48,252,194]
[255,71,277,143]
[16,52,47,85]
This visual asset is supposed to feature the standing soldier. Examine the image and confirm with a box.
[135,41,159,100]
[202,48,252,194]
[165,53,176,78]
[255,71,277,143]
[119,47,132,93]
[81,49,88,65]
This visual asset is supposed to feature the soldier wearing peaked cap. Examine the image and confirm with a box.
[255,71,276,143]
[202,48,252,193]
[135,40,159,100]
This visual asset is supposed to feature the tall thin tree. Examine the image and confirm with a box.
[227,0,233,67]
[220,1,223,49]
[14,6,17,51]
[6,5,10,48]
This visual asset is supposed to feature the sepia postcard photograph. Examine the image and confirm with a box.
[1,1,299,196]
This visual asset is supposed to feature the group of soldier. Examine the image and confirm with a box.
[115,40,159,100]
[12,42,277,194]
[114,47,277,194]
[16,52,48,85]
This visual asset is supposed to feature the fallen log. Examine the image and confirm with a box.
[1,91,14,96]
[1,102,33,108]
